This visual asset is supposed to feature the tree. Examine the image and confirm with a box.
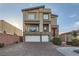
[71,31,79,46]
[72,31,77,38]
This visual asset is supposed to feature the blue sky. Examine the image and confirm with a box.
[0,3,79,34]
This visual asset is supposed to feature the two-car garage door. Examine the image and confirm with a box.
[25,35,49,42]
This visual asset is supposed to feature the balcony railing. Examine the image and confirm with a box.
[24,31,50,35]
[43,20,51,24]
[24,20,40,24]
[51,25,59,28]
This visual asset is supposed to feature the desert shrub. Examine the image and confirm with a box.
[53,37,62,45]
[0,43,4,48]
[15,41,18,44]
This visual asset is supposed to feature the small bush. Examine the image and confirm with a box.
[20,37,23,42]
[0,43,4,48]
[49,39,53,42]
[15,41,18,44]
[71,39,79,46]
[53,37,62,45]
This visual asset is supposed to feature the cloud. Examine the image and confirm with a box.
[60,21,79,34]
[72,21,79,30]
[69,14,76,18]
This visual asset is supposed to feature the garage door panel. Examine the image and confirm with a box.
[42,35,49,42]
[25,36,40,42]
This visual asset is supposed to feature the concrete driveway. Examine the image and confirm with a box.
[0,42,63,56]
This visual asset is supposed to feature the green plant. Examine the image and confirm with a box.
[0,43,4,48]
[49,39,53,42]
[71,39,79,46]
[53,37,62,45]
[72,31,77,38]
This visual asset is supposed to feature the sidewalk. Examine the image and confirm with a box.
[56,47,79,56]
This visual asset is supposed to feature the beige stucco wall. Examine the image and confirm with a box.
[23,8,52,32]
[0,21,3,33]
[39,12,43,32]
[22,8,51,21]
[22,6,58,38]
[60,33,73,42]
[0,20,22,36]
[51,17,57,25]
[66,34,72,42]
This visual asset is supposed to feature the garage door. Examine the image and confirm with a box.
[42,35,49,42]
[25,36,40,42]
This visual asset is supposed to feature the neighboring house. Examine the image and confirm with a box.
[22,5,59,42]
[0,20,23,45]
[0,20,22,36]
[60,30,79,43]
[60,32,72,43]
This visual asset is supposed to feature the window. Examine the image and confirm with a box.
[29,25,38,32]
[28,13,36,20]
[43,14,49,20]
[43,25,49,32]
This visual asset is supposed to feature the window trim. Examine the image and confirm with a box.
[28,13,36,20]
[28,25,39,32]
[43,24,49,32]
[43,13,49,20]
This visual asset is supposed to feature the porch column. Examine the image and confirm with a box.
[49,24,51,32]
[39,13,43,32]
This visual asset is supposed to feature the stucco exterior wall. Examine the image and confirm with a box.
[23,8,53,33]
[0,20,22,36]
[0,33,21,46]
[22,6,59,40]
[0,21,3,33]
[51,17,57,25]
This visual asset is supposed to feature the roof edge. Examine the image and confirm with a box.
[51,14,58,17]
[22,5,45,11]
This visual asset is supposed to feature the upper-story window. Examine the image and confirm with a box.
[29,25,38,32]
[28,13,36,20]
[43,13,49,20]
[43,25,49,32]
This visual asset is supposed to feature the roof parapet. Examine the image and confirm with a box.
[22,5,45,11]
[51,14,58,18]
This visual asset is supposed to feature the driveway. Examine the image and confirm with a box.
[0,42,63,56]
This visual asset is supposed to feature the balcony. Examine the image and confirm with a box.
[43,20,51,24]
[51,25,59,28]
[24,20,40,24]
[24,31,50,35]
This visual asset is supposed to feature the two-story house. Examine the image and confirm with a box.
[22,5,58,42]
